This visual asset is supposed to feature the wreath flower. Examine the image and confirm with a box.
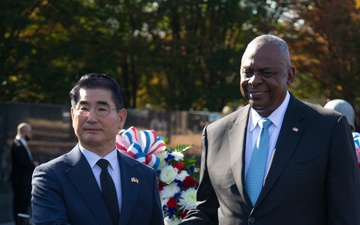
[116,126,199,225]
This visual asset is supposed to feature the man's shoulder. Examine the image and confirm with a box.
[39,155,66,168]
[35,148,75,171]
[287,95,339,117]
[288,97,347,130]
[297,98,342,118]
[207,106,249,130]
[11,138,23,148]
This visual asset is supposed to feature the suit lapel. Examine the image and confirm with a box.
[118,152,141,225]
[229,106,251,205]
[66,146,112,225]
[15,139,32,161]
[257,96,306,205]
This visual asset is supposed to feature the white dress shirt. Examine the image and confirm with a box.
[16,135,32,160]
[245,92,290,181]
[80,145,122,212]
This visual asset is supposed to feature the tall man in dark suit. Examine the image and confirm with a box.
[180,34,360,225]
[10,122,38,224]
[31,73,164,225]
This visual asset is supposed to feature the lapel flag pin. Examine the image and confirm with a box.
[131,177,139,184]
[292,127,299,132]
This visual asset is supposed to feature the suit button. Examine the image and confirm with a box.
[249,217,256,223]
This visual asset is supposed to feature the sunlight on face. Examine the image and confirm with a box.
[71,88,127,155]
[240,43,294,117]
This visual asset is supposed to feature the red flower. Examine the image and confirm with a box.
[173,163,185,173]
[183,176,197,188]
[181,209,189,219]
[167,197,177,209]
[158,182,164,191]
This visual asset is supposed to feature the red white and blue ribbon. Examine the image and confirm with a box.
[116,126,166,169]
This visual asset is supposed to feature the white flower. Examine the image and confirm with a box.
[164,216,182,225]
[160,165,178,184]
[171,151,184,161]
[176,170,189,182]
[161,182,180,199]
[179,188,197,210]
[157,151,169,170]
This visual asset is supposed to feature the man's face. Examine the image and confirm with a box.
[240,43,295,117]
[71,88,127,154]
[24,126,32,141]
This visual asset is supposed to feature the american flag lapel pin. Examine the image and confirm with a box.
[292,127,299,132]
[131,177,139,184]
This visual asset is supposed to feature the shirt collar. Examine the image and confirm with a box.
[250,91,290,131]
[79,144,118,170]
[16,135,27,147]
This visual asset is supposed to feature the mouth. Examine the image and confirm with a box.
[248,91,268,98]
[83,128,101,133]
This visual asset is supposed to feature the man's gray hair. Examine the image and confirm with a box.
[249,34,291,68]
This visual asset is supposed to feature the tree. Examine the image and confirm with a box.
[278,0,360,109]
[141,0,286,111]
[6,0,358,114]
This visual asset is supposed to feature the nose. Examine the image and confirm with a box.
[86,108,99,122]
[248,73,263,86]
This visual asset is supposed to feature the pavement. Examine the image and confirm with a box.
[0,191,14,225]
[0,222,14,225]
[0,186,34,225]
[0,186,16,225]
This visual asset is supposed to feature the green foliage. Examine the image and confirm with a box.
[1,0,359,117]
[279,0,360,110]
[0,0,273,110]
[172,144,193,153]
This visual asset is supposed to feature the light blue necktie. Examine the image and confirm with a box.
[246,118,272,206]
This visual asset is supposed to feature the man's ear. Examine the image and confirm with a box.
[118,109,127,130]
[287,65,296,85]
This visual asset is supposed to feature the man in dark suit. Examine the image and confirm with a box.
[180,35,360,225]
[10,122,38,224]
[31,73,164,225]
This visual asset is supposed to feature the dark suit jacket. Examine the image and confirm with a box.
[10,138,35,186]
[31,146,164,225]
[181,95,360,225]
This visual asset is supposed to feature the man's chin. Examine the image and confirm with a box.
[249,99,265,109]
[249,101,270,115]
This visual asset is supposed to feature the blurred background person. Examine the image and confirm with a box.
[10,122,38,224]
[324,99,360,167]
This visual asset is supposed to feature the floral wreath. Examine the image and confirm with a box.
[116,126,199,225]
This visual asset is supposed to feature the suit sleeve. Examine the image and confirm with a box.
[150,169,165,225]
[327,116,360,224]
[180,126,219,225]
[32,164,71,225]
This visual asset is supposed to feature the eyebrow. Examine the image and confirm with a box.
[78,100,109,106]
[96,101,109,106]
[242,66,272,70]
